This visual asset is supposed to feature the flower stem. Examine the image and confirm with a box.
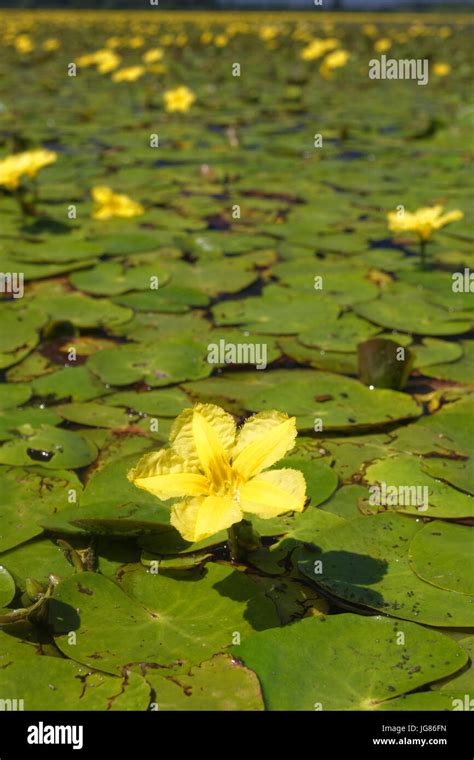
[419,239,427,269]
[227,520,261,563]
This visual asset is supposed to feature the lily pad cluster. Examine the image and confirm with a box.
[0,11,472,711]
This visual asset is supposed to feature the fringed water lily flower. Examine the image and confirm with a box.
[91,186,144,219]
[388,204,464,267]
[128,404,307,544]
[163,86,196,113]
[0,149,57,191]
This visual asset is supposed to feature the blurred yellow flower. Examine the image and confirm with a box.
[260,25,279,42]
[363,24,378,38]
[164,85,196,113]
[128,404,306,543]
[301,37,339,61]
[77,49,121,74]
[91,186,144,220]
[112,65,145,82]
[0,149,57,190]
[374,38,392,53]
[388,205,464,242]
[200,31,213,45]
[15,35,34,54]
[320,49,350,78]
[214,34,228,48]
[42,38,60,52]
[142,48,164,64]
[433,62,451,77]
[129,35,144,49]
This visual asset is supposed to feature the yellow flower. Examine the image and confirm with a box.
[200,31,213,45]
[387,205,464,242]
[363,24,378,38]
[112,65,145,82]
[214,34,228,48]
[15,34,34,54]
[128,404,306,543]
[164,85,196,113]
[77,49,121,74]
[142,48,164,64]
[42,38,60,52]
[433,62,451,77]
[300,37,339,61]
[260,25,279,42]
[320,49,350,79]
[129,35,144,49]
[0,148,57,190]
[374,38,392,53]
[91,186,144,220]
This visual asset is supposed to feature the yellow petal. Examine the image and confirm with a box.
[192,411,231,487]
[240,468,307,518]
[170,403,236,467]
[127,448,208,500]
[232,412,297,480]
[170,495,241,542]
[91,185,113,203]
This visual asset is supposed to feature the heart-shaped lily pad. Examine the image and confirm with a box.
[235,613,467,710]
[365,454,474,518]
[0,425,98,469]
[409,521,474,596]
[88,341,211,387]
[143,654,264,711]
[49,564,280,673]
[0,465,83,551]
[298,512,474,627]
[0,656,150,710]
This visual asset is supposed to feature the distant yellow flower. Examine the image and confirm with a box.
[91,186,144,220]
[176,33,188,47]
[320,49,350,78]
[164,85,196,113]
[438,26,452,39]
[142,48,164,64]
[363,24,378,38]
[106,36,122,49]
[300,37,339,61]
[128,404,306,543]
[0,149,57,190]
[388,205,464,242]
[15,35,34,54]
[112,65,145,82]
[260,25,279,42]
[214,34,228,48]
[374,38,392,53]
[200,31,213,45]
[77,49,121,74]
[433,62,451,77]
[129,35,144,49]
[42,38,60,52]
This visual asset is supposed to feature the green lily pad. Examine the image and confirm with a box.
[31,366,109,402]
[299,312,380,352]
[245,370,422,431]
[69,260,170,296]
[50,564,280,673]
[0,465,83,551]
[212,285,340,335]
[354,291,472,336]
[0,537,77,589]
[0,657,150,710]
[106,388,190,417]
[235,613,467,710]
[88,341,211,387]
[0,406,61,442]
[143,654,264,711]
[422,341,474,383]
[409,522,474,596]
[0,565,16,607]
[14,236,104,264]
[0,425,98,469]
[298,512,474,627]
[55,402,137,429]
[365,454,474,518]
[0,383,31,409]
